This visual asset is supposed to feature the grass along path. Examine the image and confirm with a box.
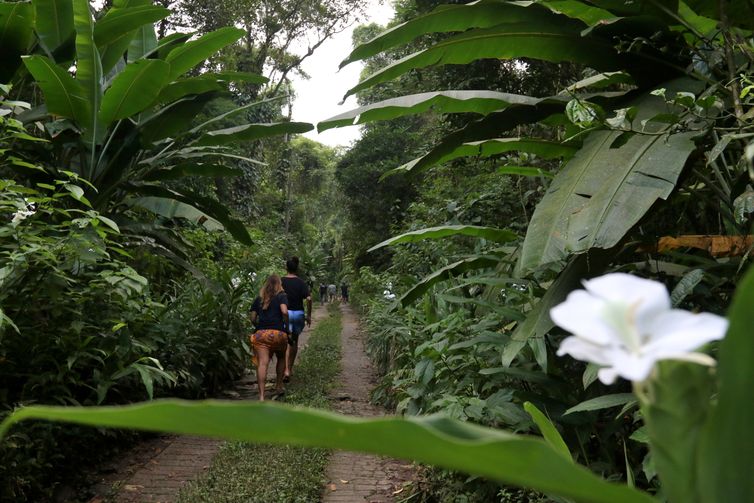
[175,305,342,503]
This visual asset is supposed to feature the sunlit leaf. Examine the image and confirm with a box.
[524,402,572,461]
[399,256,500,307]
[368,225,517,252]
[196,122,313,146]
[318,91,534,132]
[345,20,621,100]
[564,394,636,415]
[165,27,245,80]
[0,400,656,503]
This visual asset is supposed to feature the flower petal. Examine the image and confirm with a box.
[606,350,656,382]
[556,336,612,366]
[643,310,728,355]
[550,291,615,345]
[597,367,619,385]
[584,273,670,313]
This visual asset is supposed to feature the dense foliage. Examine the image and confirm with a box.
[0,0,346,499]
[1,0,753,502]
[329,0,754,500]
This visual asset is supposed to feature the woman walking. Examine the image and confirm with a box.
[249,274,289,401]
[281,257,312,381]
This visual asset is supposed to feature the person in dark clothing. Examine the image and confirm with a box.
[319,283,327,304]
[340,283,349,303]
[281,257,312,381]
[249,274,288,400]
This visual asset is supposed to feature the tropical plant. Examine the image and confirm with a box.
[323,0,754,370]
[2,265,752,502]
[324,0,754,499]
[2,0,312,251]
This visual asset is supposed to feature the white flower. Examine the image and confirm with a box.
[11,208,35,225]
[550,273,728,384]
[230,277,241,289]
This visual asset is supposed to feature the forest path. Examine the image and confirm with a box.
[94,306,328,503]
[322,304,415,503]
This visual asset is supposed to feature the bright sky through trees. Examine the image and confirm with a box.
[291,1,393,147]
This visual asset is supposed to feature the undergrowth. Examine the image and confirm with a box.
[175,304,342,503]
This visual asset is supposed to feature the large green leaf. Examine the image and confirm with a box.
[72,0,102,147]
[133,196,224,231]
[156,77,225,103]
[676,1,718,38]
[128,184,252,245]
[341,0,565,68]
[564,394,636,415]
[33,0,74,54]
[138,92,218,142]
[344,19,620,100]
[154,31,192,59]
[684,0,754,29]
[420,137,577,168]
[196,122,314,146]
[22,55,90,124]
[318,91,541,132]
[127,21,157,62]
[155,72,266,104]
[165,26,244,80]
[0,2,34,82]
[384,98,568,178]
[696,265,754,502]
[537,0,614,26]
[503,250,613,369]
[93,5,168,47]
[399,256,500,307]
[518,84,700,274]
[99,59,170,125]
[144,162,242,181]
[0,400,657,503]
[560,72,634,94]
[95,4,167,73]
[368,225,517,252]
[524,401,572,461]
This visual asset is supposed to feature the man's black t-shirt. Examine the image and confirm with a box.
[251,292,288,331]
[282,276,310,311]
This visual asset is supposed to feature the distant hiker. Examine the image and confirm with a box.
[282,257,312,381]
[319,283,327,304]
[328,283,337,302]
[249,274,288,401]
[341,282,349,304]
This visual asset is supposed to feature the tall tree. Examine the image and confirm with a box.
[175,0,367,98]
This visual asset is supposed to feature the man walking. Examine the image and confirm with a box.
[319,282,327,304]
[281,257,312,381]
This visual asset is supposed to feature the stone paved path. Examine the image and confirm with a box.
[93,306,326,503]
[322,305,415,503]
[91,304,414,502]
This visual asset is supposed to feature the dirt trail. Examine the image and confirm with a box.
[89,304,413,502]
[91,306,327,503]
[322,304,414,503]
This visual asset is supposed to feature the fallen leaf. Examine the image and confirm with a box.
[123,484,144,492]
[328,483,337,491]
[340,479,349,484]
[392,487,405,495]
